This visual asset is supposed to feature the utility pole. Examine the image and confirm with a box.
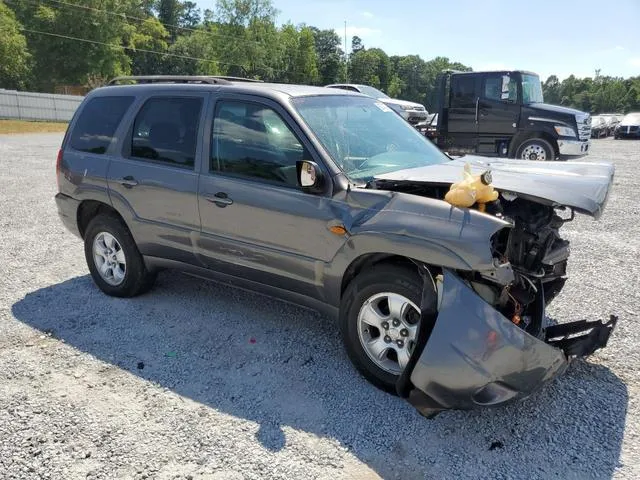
[344,20,349,83]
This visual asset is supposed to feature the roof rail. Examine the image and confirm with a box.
[209,76,263,83]
[106,75,234,86]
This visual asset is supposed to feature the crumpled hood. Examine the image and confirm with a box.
[374,155,615,219]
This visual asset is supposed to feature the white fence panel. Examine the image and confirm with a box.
[0,90,84,122]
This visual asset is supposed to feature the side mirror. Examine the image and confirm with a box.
[296,160,324,193]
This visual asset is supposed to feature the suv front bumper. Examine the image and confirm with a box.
[397,269,617,417]
[558,138,590,158]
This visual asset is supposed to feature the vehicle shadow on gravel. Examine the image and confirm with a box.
[12,273,628,479]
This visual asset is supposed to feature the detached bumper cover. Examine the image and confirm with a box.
[398,269,617,417]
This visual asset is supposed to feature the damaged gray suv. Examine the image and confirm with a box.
[55,75,617,417]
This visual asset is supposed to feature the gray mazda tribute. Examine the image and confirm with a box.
[55,75,617,417]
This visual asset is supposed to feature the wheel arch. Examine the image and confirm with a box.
[339,253,444,300]
[509,132,559,159]
[77,200,127,239]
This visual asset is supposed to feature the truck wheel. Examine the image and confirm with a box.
[83,214,156,297]
[339,264,435,394]
[515,138,555,161]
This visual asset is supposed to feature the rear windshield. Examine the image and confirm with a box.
[69,96,134,154]
[622,113,640,124]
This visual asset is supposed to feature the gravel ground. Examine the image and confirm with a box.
[0,133,638,480]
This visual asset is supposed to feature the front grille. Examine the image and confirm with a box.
[577,115,591,141]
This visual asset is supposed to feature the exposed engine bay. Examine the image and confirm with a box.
[369,178,573,338]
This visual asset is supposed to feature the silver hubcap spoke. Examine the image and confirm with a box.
[92,232,126,286]
[359,302,386,330]
[368,337,391,360]
[357,292,421,375]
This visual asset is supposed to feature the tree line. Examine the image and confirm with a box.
[1,0,639,113]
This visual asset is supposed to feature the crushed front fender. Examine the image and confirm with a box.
[397,268,617,418]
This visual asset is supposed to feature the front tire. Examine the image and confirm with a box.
[83,214,156,297]
[515,138,555,161]
[339,264,435,394]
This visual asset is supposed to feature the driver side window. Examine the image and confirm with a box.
[211,100,309,187]
[484,74,518,102]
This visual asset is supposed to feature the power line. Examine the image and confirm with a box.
[21,28,232,68]
[19,27,293,77]
[38,0,266,47]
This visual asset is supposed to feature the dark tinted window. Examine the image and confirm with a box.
[450,76,476,107]
[69,96,134,154]
[130,96,203,169]
[483,74,517,102]
[211,100,307,187]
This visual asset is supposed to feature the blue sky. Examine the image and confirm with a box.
[196,0,640,81]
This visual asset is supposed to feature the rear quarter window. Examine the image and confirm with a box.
[69,96,134,154]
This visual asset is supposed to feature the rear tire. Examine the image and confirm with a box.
[339,264,435,394]
[515,138,555,161]
[83,214,156,297]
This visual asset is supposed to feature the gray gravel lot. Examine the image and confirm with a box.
[0,133,639,480]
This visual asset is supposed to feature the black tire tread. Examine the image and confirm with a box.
[339,263,429,394]
[83,213,156,297]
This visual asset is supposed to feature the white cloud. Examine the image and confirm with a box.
[362,11,374,18]
[344,26,381,37]
[614,45,624,51]
[628,57,640,67]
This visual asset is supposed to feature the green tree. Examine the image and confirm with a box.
[542,75,561,104]
[351,35,363,54]
[0,1,31,89]
[128,17,170,75]
[157,0,180,41]
[310,27,343,85]
[12,0,132,90]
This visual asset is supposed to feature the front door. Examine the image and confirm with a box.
[196,95,346,300]
[107,93,207,264]
[444,74,480,152]
[477,72,520,153]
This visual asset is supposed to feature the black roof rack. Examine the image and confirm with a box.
[106,75,263,86]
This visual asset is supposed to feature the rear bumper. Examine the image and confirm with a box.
[398,269,617,417]
[55,192,81,238]
[615,129,640,139]
[558,139,590,158]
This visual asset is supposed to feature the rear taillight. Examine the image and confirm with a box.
[56,148,63,189]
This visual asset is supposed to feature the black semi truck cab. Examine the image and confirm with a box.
[428,70,591,161]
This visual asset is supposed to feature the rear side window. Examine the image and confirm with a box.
[130,96,203,169]
[69,96,134,154]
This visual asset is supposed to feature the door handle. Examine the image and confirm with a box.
[475,97,479,124]
[119,176,139,187]
[204,192,233,207]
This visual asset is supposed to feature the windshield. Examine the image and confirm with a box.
[357,85,390,99]
[622,113,640,124]
[592,116,604,125]
[521,74,544,104]
[291,95,448,183]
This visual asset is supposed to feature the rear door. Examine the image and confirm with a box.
[107,92,208,264]
[445,74,480,151]
[195,95,346,300]
[477,72,520,144]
